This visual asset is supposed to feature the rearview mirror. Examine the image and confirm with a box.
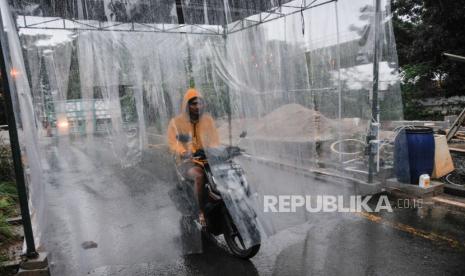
[239,131,247,138]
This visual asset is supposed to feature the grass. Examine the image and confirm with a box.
[0,181,17,212]
[0,214,13,240]
[0,252,8,263]
[0,140,13,182]
[0,181,19,265]
[0,182,16,199]
[0,135,21,267]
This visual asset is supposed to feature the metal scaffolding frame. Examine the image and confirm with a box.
[227,0,336,34]
[16,0,337,36]
[18,15,224,35]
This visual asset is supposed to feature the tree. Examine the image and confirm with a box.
[392,0,465,114]
[39,56,54,124]
[67,40,81,100]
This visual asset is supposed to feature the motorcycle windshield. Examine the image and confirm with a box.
[206,150,264,248]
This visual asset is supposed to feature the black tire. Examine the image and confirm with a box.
[180,215,203,254]
[223,215,260,259]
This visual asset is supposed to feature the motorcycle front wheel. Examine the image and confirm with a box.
[223,216,260,259]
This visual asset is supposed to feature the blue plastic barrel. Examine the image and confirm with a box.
[394,127,435,184]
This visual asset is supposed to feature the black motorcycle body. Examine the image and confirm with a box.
[175,146,261,259]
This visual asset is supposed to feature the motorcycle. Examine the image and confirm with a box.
[175,133,261,259]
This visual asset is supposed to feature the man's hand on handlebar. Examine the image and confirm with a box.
[181,150,193,160]
[181,149,206,161]
[192,149,206,159]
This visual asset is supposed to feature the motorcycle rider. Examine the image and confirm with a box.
[167,88,220,227]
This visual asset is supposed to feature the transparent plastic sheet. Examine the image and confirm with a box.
[3,0,405,274]
[10,19,209,276]
[208,0,404,236]
[0,0,47,251]
[207,15,316,239]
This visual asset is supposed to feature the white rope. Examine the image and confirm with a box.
[330,139,366,155]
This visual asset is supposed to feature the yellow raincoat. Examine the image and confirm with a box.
[167,89,220,162]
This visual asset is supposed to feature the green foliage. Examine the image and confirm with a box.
[200,82,229,119]
[0,129,17,258]
[0,138,13,182]
[0,89,8,126]
[0,251,8,263]
[39,56,55,123]
[398,64,432,119]
[186,43,195,89]
[392,0,465,119]
[188,55,230,119]
[0,182,17,199]
[0,214,13,239]
[67,41,82,100]
[119,86,138,123]
[189,78,196,89]
[0,181,18,244]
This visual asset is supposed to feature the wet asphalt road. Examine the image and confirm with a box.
[40,136,465,276]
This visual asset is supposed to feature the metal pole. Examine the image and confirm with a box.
[223,29,232,147]
[368,0,381,183]
[222,3,232,147]
[334,1,342,163]
[175,0,185,24]
[0,10,38,257]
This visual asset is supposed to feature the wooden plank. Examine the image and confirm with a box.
[449,147,465,153]
[447,107,465,141]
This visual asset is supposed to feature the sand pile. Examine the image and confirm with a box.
[217,103,339,141]
[253,104,335,139]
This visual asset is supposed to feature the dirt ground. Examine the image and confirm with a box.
[0,216,23,275]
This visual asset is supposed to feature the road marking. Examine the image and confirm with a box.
[358,211,464,249]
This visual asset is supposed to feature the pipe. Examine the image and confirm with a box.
[443,52,465,63]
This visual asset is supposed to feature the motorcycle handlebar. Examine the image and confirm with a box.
[190,146,245,161]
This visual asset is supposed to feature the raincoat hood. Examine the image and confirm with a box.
[167,88,219,159]
[182,88,203,114]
